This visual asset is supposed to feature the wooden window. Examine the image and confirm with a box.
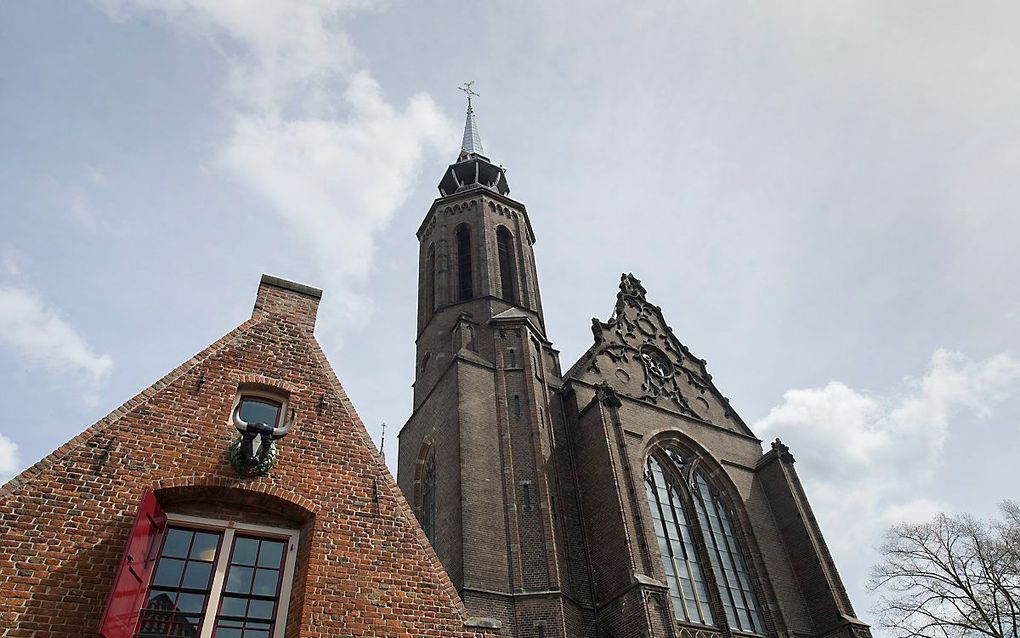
[104,505,299,638]
[456,224,473,301]
[521,482,532,511]
[496,226,518,304]
[506,348,517,368]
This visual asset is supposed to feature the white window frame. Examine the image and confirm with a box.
[162,512,301,638]
[228,387,290,429]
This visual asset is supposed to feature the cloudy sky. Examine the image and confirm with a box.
[2,0,1019,623]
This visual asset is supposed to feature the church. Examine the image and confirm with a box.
[0,97,870,638]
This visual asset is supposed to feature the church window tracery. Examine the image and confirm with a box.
[455,224,473,301]
[645,446,766,634]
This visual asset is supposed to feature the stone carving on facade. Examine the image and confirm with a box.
[771,438,796,463]
[579,273,750,433]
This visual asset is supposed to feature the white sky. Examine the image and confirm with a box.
[1,1,1018,626]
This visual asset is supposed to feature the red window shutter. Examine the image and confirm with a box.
[98,489,167,638]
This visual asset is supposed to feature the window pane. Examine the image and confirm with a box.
[226,566,254,593]
[220,596,247,618]
[248,599,274,619]
[183,561,213,590]
[153,558,185,587]
[214,628,242,638]
[232,537,259,566]
[163,529,193,558]
[177,593,207,613]
[252,569,279,596]
[257,541,284,568]
[191,532,220,561]
[239,399,281,427]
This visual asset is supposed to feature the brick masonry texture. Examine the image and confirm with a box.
[0,276,498,638]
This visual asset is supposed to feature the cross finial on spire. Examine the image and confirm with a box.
[459,81,479,108]
[458,81,484,158]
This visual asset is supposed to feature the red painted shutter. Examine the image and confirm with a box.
[98,489,167,638]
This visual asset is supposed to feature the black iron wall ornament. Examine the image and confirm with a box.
[228,404,297,477]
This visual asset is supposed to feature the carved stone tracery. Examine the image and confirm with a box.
[581,274,746,431]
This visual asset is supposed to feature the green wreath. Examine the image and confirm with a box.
[228,436,279,477]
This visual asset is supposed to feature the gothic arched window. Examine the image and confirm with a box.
[455,224,473,301]
[422,450,436,544]
[425,243,436,316]
[645,447,766,634]
[496,225,518,304]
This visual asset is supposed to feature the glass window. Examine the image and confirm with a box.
[647,447,767,634]
[137,522,295,638]
[693,471,766,634]
[139,528,222,638]
[238,398,281,428]
[645,455,714,626]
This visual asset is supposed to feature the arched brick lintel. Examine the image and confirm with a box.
[153,476,319,521]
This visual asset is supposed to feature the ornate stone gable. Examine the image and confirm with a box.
[570,274,754,436]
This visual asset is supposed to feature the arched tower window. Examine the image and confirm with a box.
[456,224,473,301]
[422,449,436,543]
[425,243,436,316]
[496,225,518,304]
[645,447,766,633]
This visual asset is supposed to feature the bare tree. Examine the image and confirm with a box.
[870,501,1020,638]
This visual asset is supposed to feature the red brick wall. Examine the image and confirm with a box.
[0,276,496,638]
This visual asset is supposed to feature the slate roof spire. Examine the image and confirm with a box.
[458,81,484,160]
[438,82,509,197]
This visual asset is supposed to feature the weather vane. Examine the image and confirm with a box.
[459,81,479,107]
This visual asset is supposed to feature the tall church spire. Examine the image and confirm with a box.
[458,81,484,159]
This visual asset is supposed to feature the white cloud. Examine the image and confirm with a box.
[755,349,1020,553]
[1,249,21,278]
[0,286,114,385]
[95,0,458,334]
[0,433,20,484]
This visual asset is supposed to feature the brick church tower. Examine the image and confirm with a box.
[398,96,873,638]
